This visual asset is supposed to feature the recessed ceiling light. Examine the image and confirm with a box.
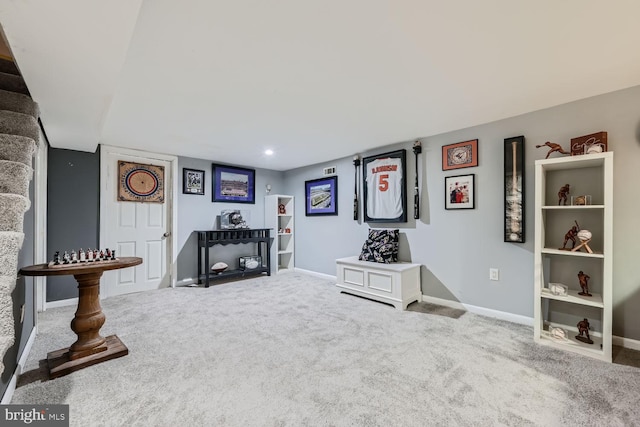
[265,149,274,156]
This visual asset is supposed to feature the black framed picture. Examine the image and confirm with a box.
[211,164,255,204]
[305,176,338,216]
[362,149,407,222]
[445,174,475,210]
[504,136,525,242]
[182,168,205,195]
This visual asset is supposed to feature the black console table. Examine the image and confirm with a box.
[196,229,273,288]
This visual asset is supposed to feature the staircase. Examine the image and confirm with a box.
[0,57,39,375]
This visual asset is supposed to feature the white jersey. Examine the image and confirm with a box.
[366,157,403,219]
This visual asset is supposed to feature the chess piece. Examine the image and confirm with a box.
[111,249,116,260]
[99,250,105,260]
[106,248,111,259]
[575,318,594,344]
[87,248,94,261]
[62,251,71,264]
[79,248,86,262]
[278,204,286,214]
[536,141,570,159]
[558,184,570,206]
[93,249,99,260]
[53,251,61,265]
[577,271,592,296]
[70,250,78,263]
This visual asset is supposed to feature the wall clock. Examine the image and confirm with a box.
[118,161,165,203]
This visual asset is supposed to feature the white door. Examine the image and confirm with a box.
[100,146,176,297]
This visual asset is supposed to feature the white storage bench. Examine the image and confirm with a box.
[336,256,421,310]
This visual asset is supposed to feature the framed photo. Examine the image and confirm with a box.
[211,164,255,204]
[445,174,475,210]
[182,168,205,195]
[363,149,407,222]
[504,136,525,242]
[570,131,607,156]
[305,176,338,216]
[442,139,478,171]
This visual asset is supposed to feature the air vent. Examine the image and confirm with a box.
[323,166,337,176]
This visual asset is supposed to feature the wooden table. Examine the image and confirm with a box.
[19,257,142,379]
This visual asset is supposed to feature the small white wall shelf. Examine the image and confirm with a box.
[265,195,294,274]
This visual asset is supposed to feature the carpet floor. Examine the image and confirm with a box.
[11,272,640,427]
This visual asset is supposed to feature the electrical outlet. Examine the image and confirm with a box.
[489,268,499,281]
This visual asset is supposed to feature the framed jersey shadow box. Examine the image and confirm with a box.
[362,149,407,223]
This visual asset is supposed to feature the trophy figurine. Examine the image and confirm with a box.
[577,271,592,297]
[575,318,594,344]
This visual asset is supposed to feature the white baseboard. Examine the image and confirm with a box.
[1,326,37,404]
[46,297,78,309]
[421,295,534,326]
[422,295,640,350]
[293,267,336,282]
[176,278,198,287]
[613,335,640,351]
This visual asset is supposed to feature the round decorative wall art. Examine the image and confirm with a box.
[118,160,165,203]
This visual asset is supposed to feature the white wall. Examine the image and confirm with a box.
[284,85,640,340]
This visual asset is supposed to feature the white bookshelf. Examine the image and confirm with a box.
[264,195,294,274]
[533,152,613,362]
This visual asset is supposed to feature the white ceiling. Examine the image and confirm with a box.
[2,1,640,171]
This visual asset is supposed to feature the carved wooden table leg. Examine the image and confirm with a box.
[69,272,107,359]
[46,272,129,379]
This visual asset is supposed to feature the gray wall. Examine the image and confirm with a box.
[285,84,640,341]
[46,147,100,301]
[175,157,286,283]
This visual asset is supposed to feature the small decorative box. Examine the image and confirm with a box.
[239,255,261,270]
[548,283,568,296]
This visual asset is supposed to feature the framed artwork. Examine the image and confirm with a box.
[305,176,338,216]
[445,174,475,210]
[211,164,255,204]
[182,168,205,195]
[118,160,165,203]
[504,136,525,242]
[442,139,478,170]
[363,149,407,222]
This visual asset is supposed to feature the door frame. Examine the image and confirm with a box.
[99,145,178,297]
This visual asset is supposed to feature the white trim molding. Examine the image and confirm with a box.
[294,267,336,282]
[421,294,533,326]
[1,327,37,404]
[613,335,640,351]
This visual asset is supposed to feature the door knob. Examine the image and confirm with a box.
[163,232,171,238]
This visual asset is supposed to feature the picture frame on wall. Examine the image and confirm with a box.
[362,149,407,222]
[305,176,338,216]
[442,139,478,171]
[182,168,205,195]
[504,135,525,242]
[211,164,256,204]
[444,174,475,210]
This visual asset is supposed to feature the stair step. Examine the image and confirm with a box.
[0,231,24,277]
[0,58,20,76]
[0,194,30,233]
[0,134,37,166]
[0,89,39,118]
[0,110,39,142]
[0,71,29,95]
[0,160,32,198]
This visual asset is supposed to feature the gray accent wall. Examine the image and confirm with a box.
[285,84,640,341]
[47,147,100,301]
